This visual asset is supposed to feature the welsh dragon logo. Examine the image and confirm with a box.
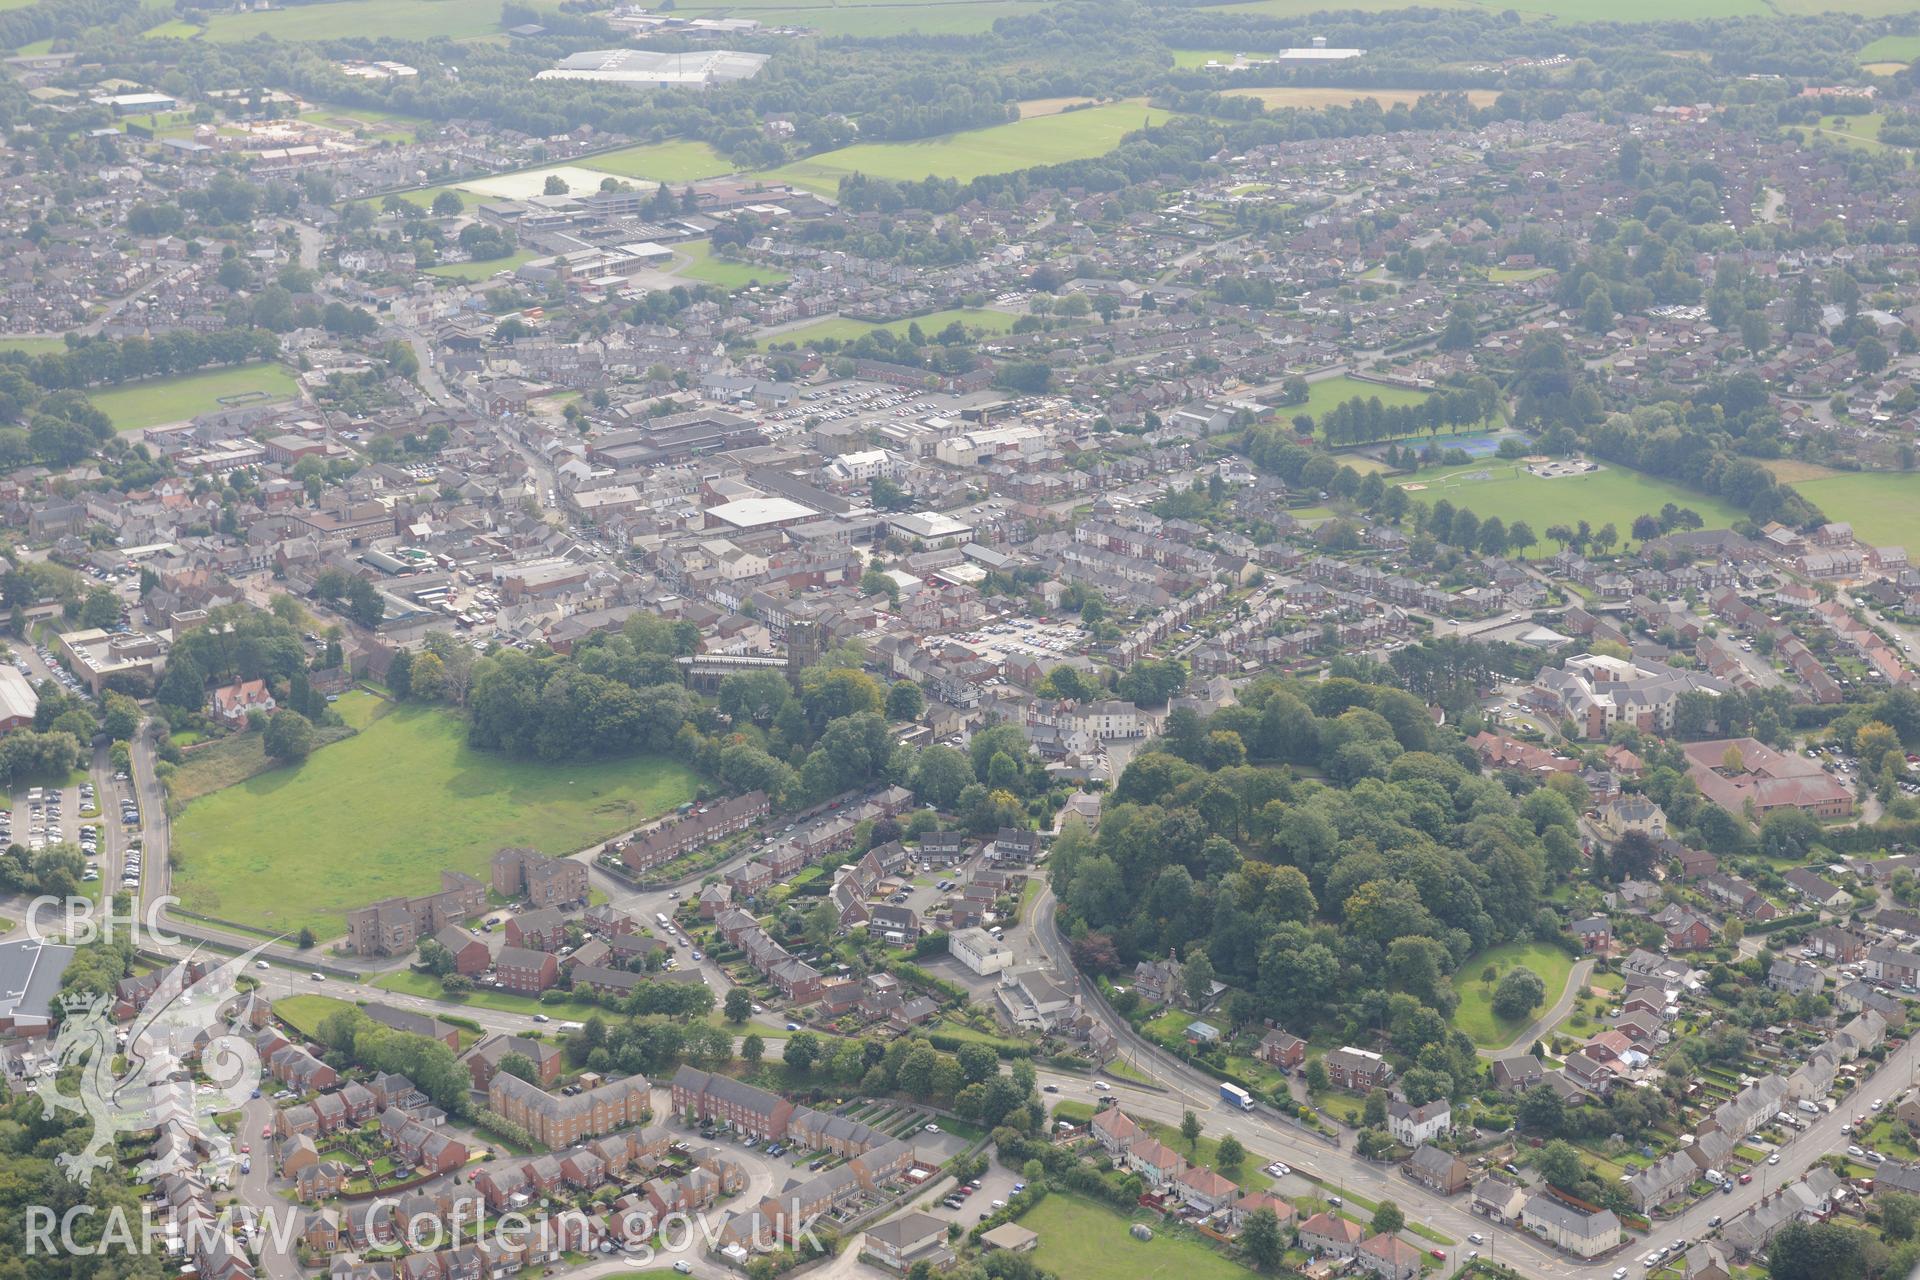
[36,943,274,1186]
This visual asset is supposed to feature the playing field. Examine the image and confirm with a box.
[0,336,69,356]
[458,165,628,201]
[425,249,539,282]
[1289,373,1431,424]
[761,307,1019,348]
[172,703,699,937]
[89,363,298,431]
[1023,1193,1256,1280]
[1451,941,1576,1049]
[1786,113,1904,153]
[201,0,503,41]
[675,241,790,291]
[1395,461,1744,554]
[759,102,1174,195]
[1788,471,1920,552]
[582,140,736,183]
[1223,86,1500,110]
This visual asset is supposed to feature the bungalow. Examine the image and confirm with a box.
[1783,868,1851,910]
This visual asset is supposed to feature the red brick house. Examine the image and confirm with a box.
[493,946,558,995]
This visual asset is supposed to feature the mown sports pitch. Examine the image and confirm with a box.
[1395,460,1744,555]
[1785,471,1920,553]
[172,702,698,938]
[759,102,1175,195]
[89,363,298,432]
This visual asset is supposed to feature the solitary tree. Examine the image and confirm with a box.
[1180,1109,1202,1155]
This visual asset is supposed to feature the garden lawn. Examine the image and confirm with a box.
[1394,461,1743,556]
[761,307,1018,348]
[583,141,735,183]
[172,704,698,937]
[426,250,539,282]
[1451,941,1576,1049]
[759,102,1174,195]
[1785,471,1920,552]
[90,363,297,431]
[1137,1119,1272,1192]
[1022,1192,1257,1280]
[202,0,504,41]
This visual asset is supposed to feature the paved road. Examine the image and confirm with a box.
[1025,884,1920,1276]
[1475,958,1596,1061]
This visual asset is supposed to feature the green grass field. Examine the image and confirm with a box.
[584,141,736,184]
[1395,460,1743,556]
[1170,48,1244,67]
[675,241,790,291]
[1860,34,1920,62]
[1789,471,1920,551]
[1451,941,1576,1049]
[760,102,1173,195]
[761,306,1018,348]
[1023,1193,1256,1280]
[1293,374,1431,424]
[0,336,70,356]
[373,968,605,1019]
[201,0,503,41]
[172,704,699,937]
[273,993,357,1038]
[89,363,298,431]
[426,249,538,282]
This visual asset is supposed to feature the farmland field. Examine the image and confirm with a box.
[1451,941,1576,1049]
[172,703,698,938]
[1023,1193,1256,1280]
[1394,460,1744,555]
[1861,35,1920,62]
[761,306,1019,348]
[1223,86,1501,110]
[759,102,1174,195]
[90,363,298,431]
[1787,471,1920,552]
[201,0,504,41]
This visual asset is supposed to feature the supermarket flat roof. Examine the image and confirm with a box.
[707,496,818,529]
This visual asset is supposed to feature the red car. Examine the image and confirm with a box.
[1430,1250,1446,1262]
[262,1123,273,1139]
[1738,1173,1753,1185]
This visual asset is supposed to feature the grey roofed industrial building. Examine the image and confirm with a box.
[0,938,76,1034]
[0,665,37,730]
[535,48,770,87]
